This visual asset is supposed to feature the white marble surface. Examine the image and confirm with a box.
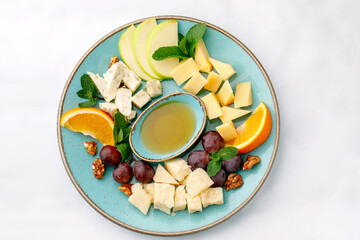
[0,0,359,239]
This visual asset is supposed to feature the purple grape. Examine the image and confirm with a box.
[100,145,122,166]
[202,131,224,154]
[187,150,210,171]
[113,163,132,183]
[222,155,243,172]
[132,160,155,183]
[210,169,226,187]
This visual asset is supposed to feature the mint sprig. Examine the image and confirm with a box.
[113,112,132,161]
[207,147,239,177]
[152,23,207,61]
[76,74,100,108]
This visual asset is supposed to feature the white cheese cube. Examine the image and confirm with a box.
[132,90,151,109]
[131,183,143,193]
[153,183,175,215]
[128,188,152,215]
[200,187,224,208]
[125,110,137,122]
[87,72,110,102]
[186,194,202,213]
[153,164,179,185]
[173,185,187,212]
[122,68,141,92]
[145,80,162,98]
[103,62,125,101]
[99,102,118,118]
[185,168,214,198]
[115,87,132,116]
[164,158,191,182]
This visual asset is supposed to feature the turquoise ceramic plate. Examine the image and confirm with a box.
[57,15,280,236]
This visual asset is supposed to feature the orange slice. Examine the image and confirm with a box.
[60,107,114,145]
[232,102,272,153]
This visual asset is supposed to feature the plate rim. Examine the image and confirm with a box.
[57,15,280,236]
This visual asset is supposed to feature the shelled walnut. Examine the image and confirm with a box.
[119,184,133,196]
[92,158,105,179]
[224,173,243,191]
[243,155,261,170]
[84,141,97,156]
[108,56,119,69]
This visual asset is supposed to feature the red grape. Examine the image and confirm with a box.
[187,150,210,171]
[113,163,132,183]
[132,160,155,183]
[100,145,122,166]
[202,131,224,154]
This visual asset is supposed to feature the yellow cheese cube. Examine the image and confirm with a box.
[185,168,214,197]
[208,57,236,80]
[173,185,187,212]
[216,80,235,106]
[204,71,223,92]
[153,164,179,185]
[194,39,212,73]
[234,82,252,108]
[216,121,237,141]
[143,183,155,203]
[170,58,199,85]
[164,158,191,182]
[186,194,202,213]
[131,183,143,193]
[219,106,251,123]
[201,93,223,120]
[183,72,207,95]
[200,187,224,208]
[128,188,153,215]
[154,183,175,215]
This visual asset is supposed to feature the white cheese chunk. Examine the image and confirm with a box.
[145,80,162,98]
[132,90,151,109]
[153,183,175,215]
[131,183,143,193]
[103,62,125,101]
[128,188,152,215]
[185,168,214,198]
[153,164,179,185]
[200,187,224,208]
[164,158,191,182]
[87,72,110,102]
[115,87,132,116]
[125,110,137,122]
[99,102,118,118]
[122,68,141,92]
[186,194,202,213]
[173,185,187,212]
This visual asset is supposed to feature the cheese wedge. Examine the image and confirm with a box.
[164,158,191,182]
[217,80,234,106]
[200,188,224,208]
[204,71,223,93]
[173,185,187,212]
[153,183,175,214]
[234,82,252,108]
[186,194,202,213]
[170,58,199,85]
[194,39,212,73]
[153,164,179,185]
[115,87,132,116]
[219,106,251,123]
[208,57,236,80]
[201,92,223,120]
[185,168,213,197]
[216,121,237,142]
[128,188,152,215]
[183,72,207,95]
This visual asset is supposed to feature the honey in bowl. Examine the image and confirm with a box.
[140,101,196,154]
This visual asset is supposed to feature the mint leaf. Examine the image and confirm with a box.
[113,112,127,144]
[186,23,206,58]
[78,98,96,108]
[207,160,222,177]
[80,74,93,90]
[217,147,238,161]
[210,152,221,162]
[179,36,189,55]
[117,128,124,143]
[76,89,92,99]
[178,33,184,44]
[123,127,131,140]
[152,46,189,61]
[117,142,131,161]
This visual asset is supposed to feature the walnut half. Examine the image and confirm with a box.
[119,184,133,196]
[92,158,105,179]
[224,173,243,191]
[243,155,261,170]
[84,141,97,156]
[108,56,119,69]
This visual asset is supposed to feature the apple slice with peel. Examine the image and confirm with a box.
[119,25,159,81]
[133,18,161,80]
[146,20,179,79]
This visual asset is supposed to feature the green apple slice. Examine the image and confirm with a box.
[133,18,161,80]
[119,25,160,81]
[146,20,179,79]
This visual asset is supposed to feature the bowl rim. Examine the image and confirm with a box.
[129,92,207,162]
[57,15,280,236]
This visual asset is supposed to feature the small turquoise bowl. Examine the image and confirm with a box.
[129,92,207,162]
